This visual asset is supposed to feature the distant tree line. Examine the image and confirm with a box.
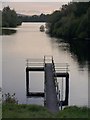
[18,13,50,22]
[47,2,90,39]
[2,6,22,27]
[1,6,50,27]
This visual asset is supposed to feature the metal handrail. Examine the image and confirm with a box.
[52,58,61,105]
[26,58,44,61]
[54,63,69,73]
[26,58,44,67]
[28,63,44,66]
[26,57,69,72]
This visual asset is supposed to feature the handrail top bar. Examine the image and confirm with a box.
[26,58,44,61]
[26,56,53,63]
[44,55,53,58]
[54,63,69,65]
[55,64,69,66]
[27,62,44,64]
[55,67,69,69]
[26,60,69,64]
[44,55,53,60]
[26,61,69,65]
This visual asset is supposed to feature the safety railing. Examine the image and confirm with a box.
[52,59,61,104]
[26,58,69,73]
[54,63,69,73]
[26,58,44,67]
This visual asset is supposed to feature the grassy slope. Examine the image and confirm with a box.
[2,104,89,118]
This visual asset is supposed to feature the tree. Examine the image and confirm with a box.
[47,2,90,39]
[2,6,21,27]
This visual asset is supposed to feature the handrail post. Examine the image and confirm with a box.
[26,59,29,67]
[66,64,68,73]
[44,56,45,65]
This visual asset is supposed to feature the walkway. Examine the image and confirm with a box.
[45,63,59,113]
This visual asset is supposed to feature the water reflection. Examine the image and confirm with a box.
[1,29,17,35]
[2,23,88,107]
[56,38,89,69]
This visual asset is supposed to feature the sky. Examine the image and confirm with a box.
[2,2,68,15]
[0,0,89,15]
[1,0,71,2]
[0,0,71,15]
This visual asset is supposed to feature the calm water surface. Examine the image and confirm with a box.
[2,23,88,107]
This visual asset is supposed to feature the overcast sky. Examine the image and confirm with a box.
[1,1,71,15]
[0,0,89,15]
[1,0,71,2]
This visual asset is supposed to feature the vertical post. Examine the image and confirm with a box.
[66,64,69,73]
[61,77,63,110]
[65,74,69,105]
[26,59,29,67]
[26,67,29,96]
[44,56,46,106]
[44,63,46,106]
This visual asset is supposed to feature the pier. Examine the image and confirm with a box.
[26,56,69,113]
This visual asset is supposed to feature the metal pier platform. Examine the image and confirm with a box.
[26,56,69,113]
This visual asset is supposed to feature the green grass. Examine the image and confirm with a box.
[2,103,53,118]
[2,103,89,118]
[57,106,89,118]
[0,103,2,119]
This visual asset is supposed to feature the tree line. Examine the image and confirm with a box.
[1,6,50,27]
[46,2,90,66]
[18,13,50,22]
[47,2,90,39]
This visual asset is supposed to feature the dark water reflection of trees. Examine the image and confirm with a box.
[57,39,89,69]
[1,29,17,35]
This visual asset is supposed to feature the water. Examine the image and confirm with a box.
[2,22,88,107]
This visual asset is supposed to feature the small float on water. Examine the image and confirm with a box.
[40,25,45,32]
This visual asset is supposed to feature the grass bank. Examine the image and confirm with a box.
[2,103,89,118]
